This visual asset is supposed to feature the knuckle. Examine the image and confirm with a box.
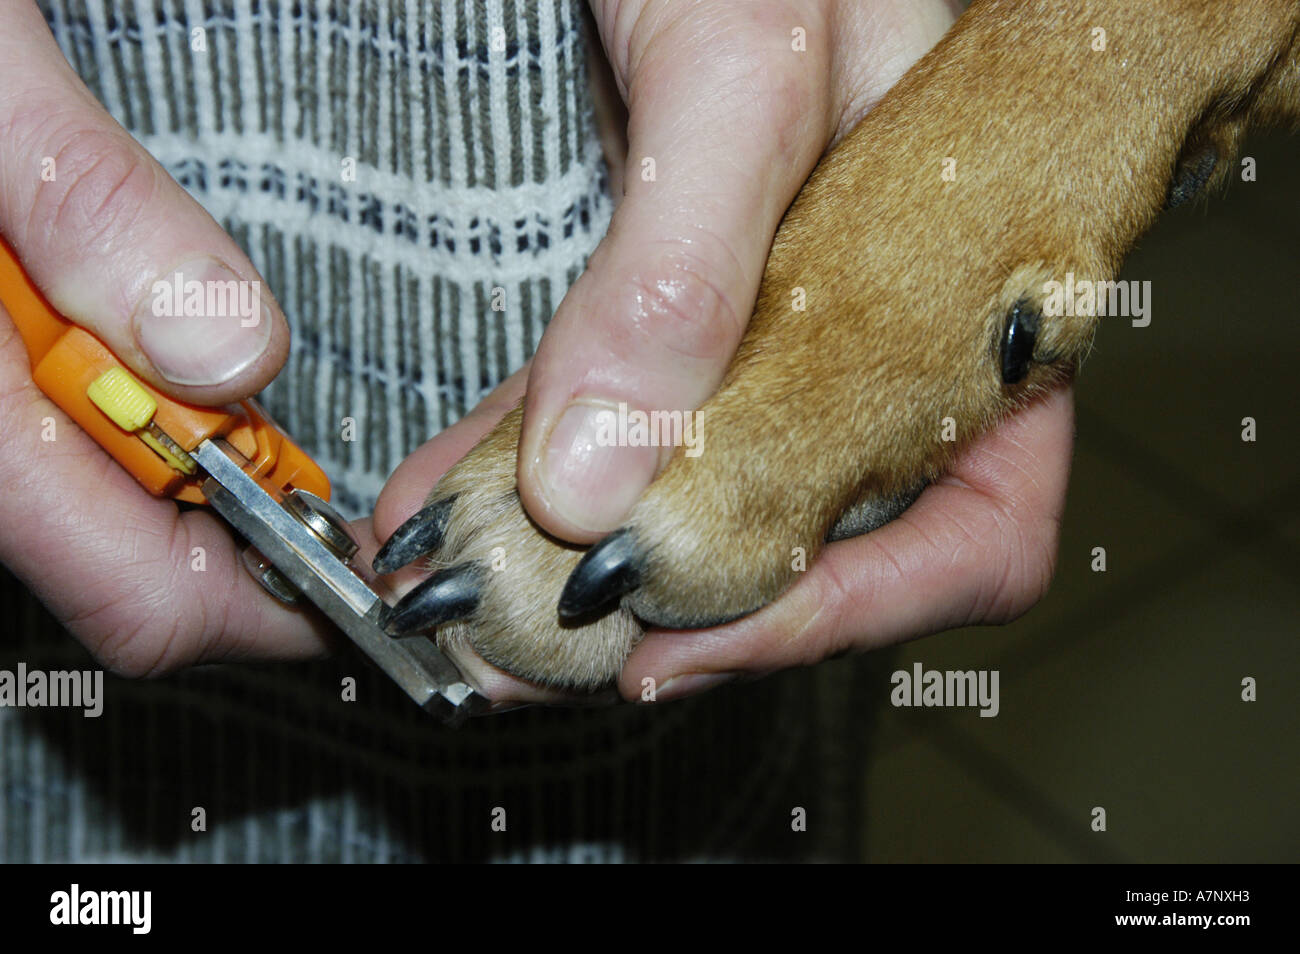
[22,123,161,257]
[797,554,861,662]
[64,527,202,678]
[73,605,184,679]
[978,503,1062,625]
[621,244,746,363]
[93,629,175,679]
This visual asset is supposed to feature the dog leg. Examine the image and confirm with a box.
[380,0,1300,690]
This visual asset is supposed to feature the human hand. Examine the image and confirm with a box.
[519,0,966,540]
[0,1,332,675]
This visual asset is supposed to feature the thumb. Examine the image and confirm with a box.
[0,4,287,405]
[517,10,833,541]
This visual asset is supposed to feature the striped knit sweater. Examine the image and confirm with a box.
[0,0,870,862]
[42,0,611,514]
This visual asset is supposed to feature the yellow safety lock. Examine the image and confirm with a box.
[87,367,157,432]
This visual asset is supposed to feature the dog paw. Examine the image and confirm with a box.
[371,265,1095,692]
[371,280,1081,694]
[372,0,1267,691]
[373,396,938,691]
[373,405,645,691]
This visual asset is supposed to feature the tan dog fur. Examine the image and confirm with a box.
[400,0,1300,689]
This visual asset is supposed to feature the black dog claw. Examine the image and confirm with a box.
[383,562,483,636]
[372,497,457,575]
[1000,301,1040,385]
[558,528,643,622]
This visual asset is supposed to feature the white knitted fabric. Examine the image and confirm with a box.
[41,0,611,514]
[0,0,865,862]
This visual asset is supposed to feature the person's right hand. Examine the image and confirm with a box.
[0,2,333,675]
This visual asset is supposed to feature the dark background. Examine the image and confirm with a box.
[850,128,1299,861]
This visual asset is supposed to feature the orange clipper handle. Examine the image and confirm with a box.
[0,237,329,505]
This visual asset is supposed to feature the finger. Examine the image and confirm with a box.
[0,297,335,674]
[0,4,288,404]
[829,0,964,134]
[440,643,605,709]
[618,386,1076,700]
[372,364,531,543]
[516,2,838,541]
